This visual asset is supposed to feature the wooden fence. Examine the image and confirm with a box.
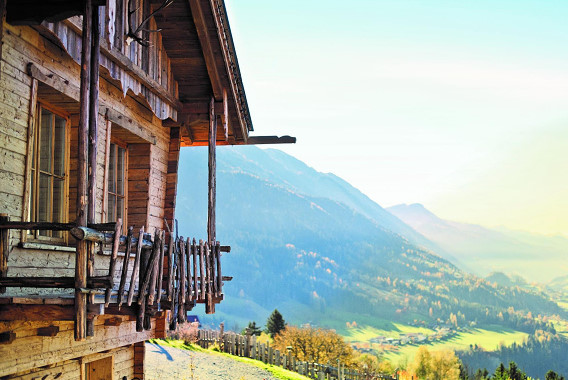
[197,330,397,380]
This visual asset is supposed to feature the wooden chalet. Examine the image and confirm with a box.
[0,0,294,378]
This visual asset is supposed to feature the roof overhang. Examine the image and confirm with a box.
[155,0,295,147]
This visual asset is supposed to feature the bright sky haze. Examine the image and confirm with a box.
[225,0,568,236]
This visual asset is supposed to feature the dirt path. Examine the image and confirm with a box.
[145,341,281,380]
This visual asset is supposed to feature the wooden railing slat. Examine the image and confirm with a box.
[192,238,198,302]
[104,218,122,307]
[127,226,144,306]
[117,226,134,308]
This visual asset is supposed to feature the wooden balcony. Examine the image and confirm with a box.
[0,218,230,340]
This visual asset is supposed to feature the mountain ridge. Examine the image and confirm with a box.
[387,203,568,282]
[175,146,564,334]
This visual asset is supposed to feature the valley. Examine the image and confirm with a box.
[177,146,568,378]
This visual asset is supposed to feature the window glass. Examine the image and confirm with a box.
[30,105,68,241]
[107,142,127,226]
[39,109,52,173]
[53,115,66,177]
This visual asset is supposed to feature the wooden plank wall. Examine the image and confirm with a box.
[0,316,155,377]
[0,21,173,286]
[2,340,136,379]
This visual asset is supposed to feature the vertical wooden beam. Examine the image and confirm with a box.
[86,7,101,316]
[102,118,112,223]
[0,0,5,81]
[207,97,216,244]
[0,214,8,294]
[88,5,100,224]
[133,341,145,380]
[75,0,93,342]
[164,126,180,239]
[22,78,38,242]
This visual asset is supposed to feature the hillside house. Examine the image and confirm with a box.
[0,0,293,378]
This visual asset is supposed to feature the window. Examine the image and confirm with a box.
[28,104,69,240]
[107,140,127,227]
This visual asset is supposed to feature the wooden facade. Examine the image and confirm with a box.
[0,0,293,378]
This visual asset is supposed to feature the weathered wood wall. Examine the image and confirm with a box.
[0,316,155,378]
[0,20,175,290]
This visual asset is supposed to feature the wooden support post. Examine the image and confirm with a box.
[87,5,101,298]
[75,0,93,342]
[127,226,144,306]
[207,97,217,244]
[105,218,122,306]
[117,226,134,308]
[0,214,9,294]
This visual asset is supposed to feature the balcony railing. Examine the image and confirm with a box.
[0,216,230,335]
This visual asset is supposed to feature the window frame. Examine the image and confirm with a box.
[105,136,129,232]
[26,101,71,244]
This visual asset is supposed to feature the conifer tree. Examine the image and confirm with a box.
[266,309,286,338]
[243,321,262,336]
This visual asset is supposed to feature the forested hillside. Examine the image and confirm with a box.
[176,146,564,333]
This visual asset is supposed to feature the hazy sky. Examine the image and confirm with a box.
[225,0,568,236]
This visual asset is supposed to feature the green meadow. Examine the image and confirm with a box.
[377,326,528,364]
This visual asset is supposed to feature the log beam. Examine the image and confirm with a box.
[75,0,93,342]
[207,97,217,244]
[0,304,75,321]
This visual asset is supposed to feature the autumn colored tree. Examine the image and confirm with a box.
[355,353,395,375]
[429,349,460,380]
[273,325,357,367]
[411,346,431,379]
[409,346,460,380]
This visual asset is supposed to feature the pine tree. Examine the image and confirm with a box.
[266,309,286,338]
[545,371,565,380]
[243,321,262,336]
